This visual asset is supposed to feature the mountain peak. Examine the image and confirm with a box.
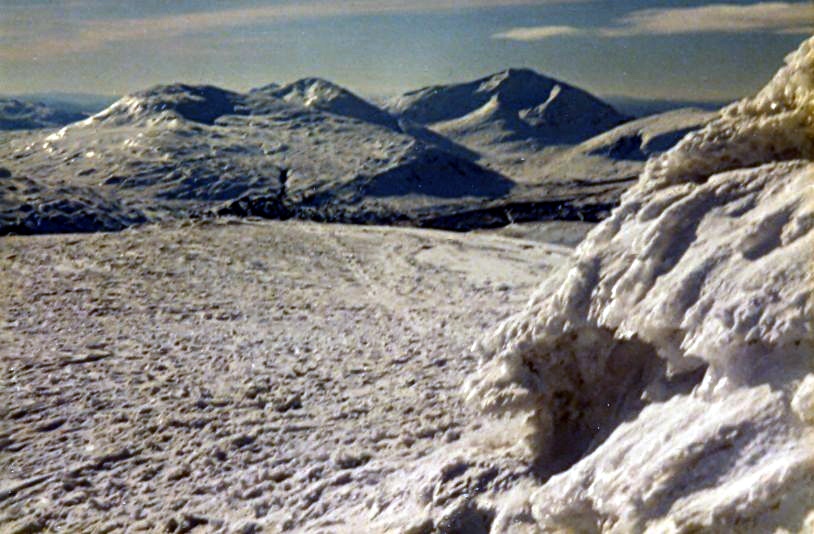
[258,78,399,130]
[91,83,242,126]
[494,67,545,79]
[388,69,628,147]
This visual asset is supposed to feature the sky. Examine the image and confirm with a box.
[1,1,811,101]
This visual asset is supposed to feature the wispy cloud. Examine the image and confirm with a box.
[492,25,586,40]
[602,1,813,37]
[1,0,588,60]
[492,1,813,41]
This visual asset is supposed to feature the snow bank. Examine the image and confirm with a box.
[455,36,814,531]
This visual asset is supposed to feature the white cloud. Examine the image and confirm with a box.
[492,25,585,40]
[491,2,813,42]
[603,2,813,37]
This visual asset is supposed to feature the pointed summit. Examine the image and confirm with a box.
[387,68,628,148]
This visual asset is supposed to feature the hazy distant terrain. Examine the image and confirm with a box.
[0,99,87,131]
[0,71,711,237]
[8,93,118,115]
[602,95,732,117]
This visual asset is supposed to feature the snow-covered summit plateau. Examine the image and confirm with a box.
[371,36,814,533]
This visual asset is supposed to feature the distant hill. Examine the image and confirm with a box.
[0,98,87,130]
[251,78,399,130]
[387,68,629,151]
[9,92,118,115]
[602,95,731,117]
[88,84,243,126]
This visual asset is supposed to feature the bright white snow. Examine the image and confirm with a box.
[370,36,814,533]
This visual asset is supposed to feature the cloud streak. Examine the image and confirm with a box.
[492,25,586,40]
[492,1,813,41]
[0,0,588,60]
[603,1,814,37]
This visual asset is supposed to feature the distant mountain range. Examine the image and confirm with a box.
[602,95,732,117]
[0,99,89,131]
[0,71,718,235]
[7,92,118,114]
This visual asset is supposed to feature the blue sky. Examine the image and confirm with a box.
[0,1,811,100]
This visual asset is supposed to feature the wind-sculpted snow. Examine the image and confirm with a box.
[370,37,814,533]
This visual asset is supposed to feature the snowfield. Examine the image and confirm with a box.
[0,219,569,532]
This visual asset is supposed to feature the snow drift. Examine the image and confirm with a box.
[369,36,814,533]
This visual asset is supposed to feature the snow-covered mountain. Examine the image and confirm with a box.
[87,84,244,126]
[580,107,715,160]
[251,78,400,130]
[0,82,515,234]
[388,68,629,151]
[0,98,86,130]
[0,73,709,236]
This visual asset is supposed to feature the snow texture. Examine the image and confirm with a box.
[370,36,814,533]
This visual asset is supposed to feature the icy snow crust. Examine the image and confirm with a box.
[371,37,814,533]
